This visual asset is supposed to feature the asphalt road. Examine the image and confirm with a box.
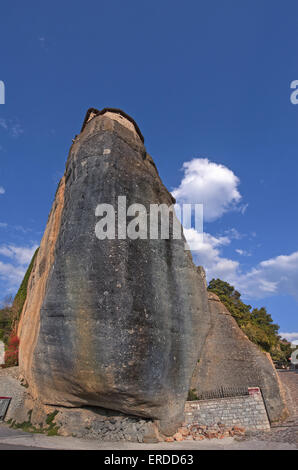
[0,422,296,450]
[0,443,50,450]
[0,424,50,449]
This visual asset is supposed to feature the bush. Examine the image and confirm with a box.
[4,333,19,367]
[0,248,39,367]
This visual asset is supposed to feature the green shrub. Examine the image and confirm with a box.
[188,388,198,401]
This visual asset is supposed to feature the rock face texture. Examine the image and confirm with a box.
[18,108,210,434]
[191,292,288,423]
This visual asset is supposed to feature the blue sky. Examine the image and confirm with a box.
[0,1,297,341]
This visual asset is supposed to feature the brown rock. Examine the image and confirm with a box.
[178,427,189,437]
[173,432,184,441]
[234,430,245,437]
[233,426,245,433]
[194,435,205,441]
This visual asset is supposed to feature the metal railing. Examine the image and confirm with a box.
[195,386,250,401]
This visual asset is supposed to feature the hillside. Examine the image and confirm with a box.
[207,278,292,365]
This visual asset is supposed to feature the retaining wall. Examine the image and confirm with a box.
[184,388,270,431]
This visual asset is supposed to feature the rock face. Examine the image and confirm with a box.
[18,108,210,434]
[191,292,288,423]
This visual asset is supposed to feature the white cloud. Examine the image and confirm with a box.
[13,225,32,234]
[280,332,298,344]
[0,118,24,138]
[0,119,8,130]
[235,248,251,256]
[184,228,240,280]
[172,158,243,222]
[0,244,38,266]
[237,251,298,300]
[172,157,297,323]
[11,124,24,138]
[239,203,249,215]
[0,243,38,293]
[224,228,244,240]
[0,261,26,289]
[0,186,5,195]
[184,226,298,303]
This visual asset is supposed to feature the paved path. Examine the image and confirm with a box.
[278,369,298,418]
[0,443,50,450]
[243,370,298,447]
[0,422,295,450]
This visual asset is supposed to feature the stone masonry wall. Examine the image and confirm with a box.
[184,388,270,431]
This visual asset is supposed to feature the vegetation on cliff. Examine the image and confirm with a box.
[4,334,20,367]
[13,248,39,321]
[208,278,293,365]
[0,248,39,366]
[0,298,13,345]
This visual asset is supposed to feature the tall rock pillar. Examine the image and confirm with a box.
[18,108,210,434]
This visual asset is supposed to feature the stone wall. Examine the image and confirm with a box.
[184,388,270,431]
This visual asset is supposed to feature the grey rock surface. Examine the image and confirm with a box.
[18,109,210,435]
[0,367,29,423]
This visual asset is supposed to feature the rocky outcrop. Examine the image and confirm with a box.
[17,108,210,435]
[0,366,161,442]
[191,292,288,423]
[15,108,288,439]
